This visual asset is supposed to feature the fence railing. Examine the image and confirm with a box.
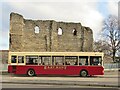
[104,63,120,69]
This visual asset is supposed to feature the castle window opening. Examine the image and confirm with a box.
[58,27,63,35]
[34,26,40,33]
[72,29,77,36]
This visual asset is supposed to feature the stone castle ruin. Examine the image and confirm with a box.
[9,12,93,52]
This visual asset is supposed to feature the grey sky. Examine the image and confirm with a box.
[0,0,118,50]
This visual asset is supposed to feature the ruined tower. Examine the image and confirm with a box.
[9,12,93,52]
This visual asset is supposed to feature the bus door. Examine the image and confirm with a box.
[10,55,25,65]
[9,55,25,73]
[17,55,25,65]
[10,55,17,65]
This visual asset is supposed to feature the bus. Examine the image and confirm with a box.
[8,52,104,77]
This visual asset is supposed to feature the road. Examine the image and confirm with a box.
[2,83,114,88]
[1,70,120,89]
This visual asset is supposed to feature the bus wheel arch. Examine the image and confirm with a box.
[27,68,36,76]
[80,69,88,77]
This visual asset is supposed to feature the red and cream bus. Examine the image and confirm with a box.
[8,52,104,77]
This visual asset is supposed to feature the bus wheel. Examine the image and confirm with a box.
[27,69,35,76]
[80,70,88,77]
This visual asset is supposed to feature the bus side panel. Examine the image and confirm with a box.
[13,65,104,76]
[8,65,13,73]
[41,66,79,75]
[64,66,81,75]
[65,66,104,75]
[14,66,26,74]
[14,65,44,75]
[62,66,90,75]
[88,66,104,75]
[14,66,80,75]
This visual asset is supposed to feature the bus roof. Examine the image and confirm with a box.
[9,52,104,56]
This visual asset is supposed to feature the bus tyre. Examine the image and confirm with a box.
[80,70,88,77]
[27,69,35,76]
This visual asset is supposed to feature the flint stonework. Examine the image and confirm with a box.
[9,12,93,52]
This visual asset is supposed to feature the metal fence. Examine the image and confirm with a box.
[2,63,8,71]
[104,63,120,69]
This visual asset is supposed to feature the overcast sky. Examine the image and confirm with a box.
[0,0,118,50]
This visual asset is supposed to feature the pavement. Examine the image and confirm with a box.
[1,69,119,88]
[2,78,119,88]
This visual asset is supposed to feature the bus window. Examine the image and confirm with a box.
[26,56,38,65]
[38,56,42,65]
[11,56,17,63]
[79,56,88,65]
[52,56,64,65]
[18,56,24,63]
[65,56,78,65]
[41,56,51,65]
[90,56,102,66]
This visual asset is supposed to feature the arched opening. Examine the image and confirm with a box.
[58,27,63,35]
[34,26,40,33]
[72,29,77,36]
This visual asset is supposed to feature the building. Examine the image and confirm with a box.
[9,12,93,52]
[0,50,9,71]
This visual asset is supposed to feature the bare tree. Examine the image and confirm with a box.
[93,40,111,56]
[102,15,120,62]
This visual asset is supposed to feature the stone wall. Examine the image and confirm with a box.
[9,12,93,52]
[0,50,9,71]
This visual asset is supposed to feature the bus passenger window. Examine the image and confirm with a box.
[79,56,88,65]
[65,61,70,65]
[18,56,24,63]
[65,56,78,65]
[38,56,42,65]
[41,56,51,65]
[52,56,64,65]
[11,56,17,63]
[26,56,38,65]
[90,56,101,65]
